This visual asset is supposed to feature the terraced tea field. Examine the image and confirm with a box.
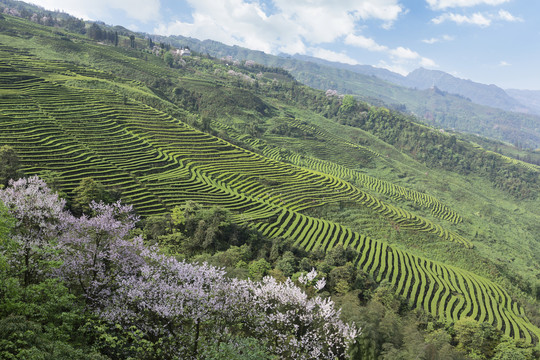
[0,33,539,343]
[213,120,463,224]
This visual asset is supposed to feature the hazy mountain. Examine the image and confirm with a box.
[288,56,536,116]
[289,54,407,85]
[403,68,529,113]
[506,89,540,116]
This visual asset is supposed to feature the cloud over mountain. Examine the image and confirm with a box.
[426,0,511,10]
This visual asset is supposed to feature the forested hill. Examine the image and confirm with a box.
[0,4,539,359]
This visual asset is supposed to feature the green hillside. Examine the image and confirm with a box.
[0,10,539,353]
[155,34,540,150]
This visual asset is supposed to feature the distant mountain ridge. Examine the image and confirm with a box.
[289,53,406,85]
[290,55,536,115]
[403,68,533,114]
[505,89,540,115]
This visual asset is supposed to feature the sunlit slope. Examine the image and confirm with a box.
[0,42,539,342]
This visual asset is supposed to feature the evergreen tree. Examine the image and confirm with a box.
[0,145,21,188]
[71,177,114,216]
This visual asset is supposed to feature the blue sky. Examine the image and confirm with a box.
[26,0,539,90]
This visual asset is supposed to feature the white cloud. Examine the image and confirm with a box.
[308,48,359,65]
[27,0,161,22]
[390,47,437,67]
[278,39,307,56]
[390,46,421,60]
[422,34,454,44]
[345,37,438,72]
[155,0,405,55]
[431,9,523,27]
[377,60,408,75]
[426,0,510,10]
[155,0,291,54]
[344,34,388,52]
[497,9,522,22]
[420,57,438,67]
[422,37,439,44]
[383,46,438,72]
[378,54,438,75]
[498,60,511,66]
[432,12,491,26]
[271,0,404,22]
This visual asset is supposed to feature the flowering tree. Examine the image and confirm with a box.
[249,275,357,359]
[325,89,338,97]
[99,250,358,359]
[102,253,254,356]
[0,176,66,285]
[56,201,146,306]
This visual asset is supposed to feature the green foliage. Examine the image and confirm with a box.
[492,338,535,360]
[248,258,271,280]
[332,105,539,199]
[39,170,68,200]
[275,250,296,277]
[453,317,501,359]
[454,317,486,356]
[341,284,468,360]
[142,214,171,243]
[171,204,186,226]
[164,51,174,67]
[370,281,405,314]
[0,201,13,243]
[170,204,249,256]
[200,336,274,360]
[0,272,104,360]
[38,170,62,192]
[339,94,357,114]
[209,244,251,268]
[71,177,117,216]
[324,244,356,267]
[82,319,165,360]
[0,145,21,188]
[328,263,356,295]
